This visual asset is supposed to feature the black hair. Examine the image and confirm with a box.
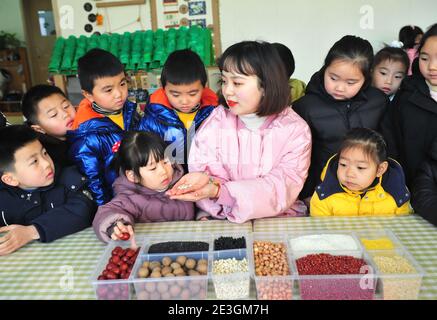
[323,35,374,86]
[21,84,67,125]
[160,49,207,88]
[272,42,295,78]
[418,23,437,54]
[78,48,125,93]
[112,131,170,181]
[0,125,39,174]
[218,41,290,117]
[399,25,424,49]
[339,128,387,164]
[373,47,409,72]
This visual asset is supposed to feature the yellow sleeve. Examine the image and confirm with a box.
[310,192,333,216]
[395,200,413,215]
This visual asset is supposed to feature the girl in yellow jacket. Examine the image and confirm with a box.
[310,128,412,216]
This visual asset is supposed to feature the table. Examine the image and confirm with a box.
[0,220,252,300]
[253,215,437,300]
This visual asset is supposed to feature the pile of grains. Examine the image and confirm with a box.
[253,241,292,300]
[214,236,246,250]
[289,234,360,258]
[148,241,209,253]
[212,258,250,299]
[361,238,395,250]
[296,253,375,300]
[372,253,422,300]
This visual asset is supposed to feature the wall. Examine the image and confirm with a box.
[219,0,437,82]
[0,0,25,41]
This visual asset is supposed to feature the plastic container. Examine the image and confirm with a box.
[142,233,211,254]
[250,232,294,300]
[212,231,249,251]
[367,248,425,300]
[90,239,143,300]
[356,229,403,251]
[131,251,209,300]
[211,249,250,300]
[288,230,362,259]
[292,250,377,300]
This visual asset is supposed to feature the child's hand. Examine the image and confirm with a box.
[0,225,40,256]
[111,221,134,241]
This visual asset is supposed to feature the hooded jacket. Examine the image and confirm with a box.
[380,74,437,188]
[412,139,437,226]
[67,99,140,205]
[293,70,388,199]
[188,105,312,223]
[0,166,96,242]
[92,164,194,243]
[138,88,218,166]
[310,155,412,216]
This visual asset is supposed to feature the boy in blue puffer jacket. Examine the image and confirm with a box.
[67,49,140,205]
[139,49,218,170]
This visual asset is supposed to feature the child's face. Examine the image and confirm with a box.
[83,72,128,111]
[164,80,204,113]
[337,147,387,192]
[32,93,76,140]
[324,59,366,100]
[221,70,263,116]
[2,140,55,190]
[419,36,437,86]
[372,60,407,96]
[138,157,174,191]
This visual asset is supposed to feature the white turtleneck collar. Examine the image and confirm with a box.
[238,113,267,131]
[426,81,437,102]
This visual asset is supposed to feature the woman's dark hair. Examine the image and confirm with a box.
[218,41,290,117]
[112,131,170,180]
[339,128,387,164]
[418,23,437,54]
[399,25,424,49]
[373,47,410,72]
[323,35,374,85]
[272,42,295,78]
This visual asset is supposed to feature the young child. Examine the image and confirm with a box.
[0,125,95,255]
[412,138,437,227]
[92,131,194,243]
[371,47,409,101]
[272,42,306,103]
[138,49,218,169]
[21,84,76,167]
[310,128,412,216]
[293,35,388,202]
[382,23,437,189]
[399,25,424,75]
[67,48,140,205]
[166,41,312,222]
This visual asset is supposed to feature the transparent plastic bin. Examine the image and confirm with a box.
[287,230,363,259]
[211,249,250,300]
[90,238,143,300]
[292,250,377,300]
[141,233,212,254]
[356,229,403,251]
[211,231,250,251]
[367,248,425,300]
[131,251,209,300]
[250,232,294,300]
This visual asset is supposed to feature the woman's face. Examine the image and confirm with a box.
[419,36,437,86]
[221,70,263,116]
[324,59,366,100]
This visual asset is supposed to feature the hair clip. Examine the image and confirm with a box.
[389,40,404,48]
[112,141,121,153]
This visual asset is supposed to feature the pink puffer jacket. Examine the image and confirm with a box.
[189,105,312,223]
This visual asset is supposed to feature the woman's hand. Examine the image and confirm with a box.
[166,172,211,197]
[167,182,220,202]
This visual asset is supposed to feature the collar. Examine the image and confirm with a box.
[426,80,437,93]
[315,155,410,207]
[238,113,267,131]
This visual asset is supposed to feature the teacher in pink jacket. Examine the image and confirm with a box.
[167,41,312,223]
